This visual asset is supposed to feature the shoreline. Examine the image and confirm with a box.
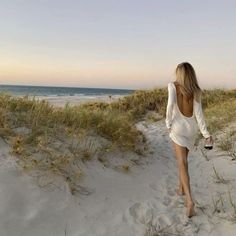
[33,94,125,107]
[4,94,126,107]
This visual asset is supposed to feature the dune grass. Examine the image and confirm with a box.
[189,89,236,142]
[217,130,236,160]
[0,91,166,193]
[204,98,236,134]
[0,94,146,149]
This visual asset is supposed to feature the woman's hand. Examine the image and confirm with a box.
[205,135,213,145]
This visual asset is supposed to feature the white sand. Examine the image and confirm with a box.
[32,95,124,107]
[0,118,236,236]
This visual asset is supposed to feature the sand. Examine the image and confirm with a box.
[32,94,124,107]
[0,114,236,235]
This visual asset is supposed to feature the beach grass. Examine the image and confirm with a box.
[190,89,236,142]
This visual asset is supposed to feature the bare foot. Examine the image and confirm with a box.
[186,203,196,218]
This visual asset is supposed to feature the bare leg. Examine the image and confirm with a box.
[177,172,184,195]
[172,141,185,195]
[172,142,195,217]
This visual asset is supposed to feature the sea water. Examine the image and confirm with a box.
[0,84,135,106]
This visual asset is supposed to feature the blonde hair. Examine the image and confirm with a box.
[175,62,202,102]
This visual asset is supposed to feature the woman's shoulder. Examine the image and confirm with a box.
[167,82,176,91]
[167,81,175,87]
[168,81,179,85]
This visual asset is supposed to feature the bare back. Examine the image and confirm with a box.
[173,81,193,117]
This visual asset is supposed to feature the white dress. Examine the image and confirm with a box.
[165,82,210,151]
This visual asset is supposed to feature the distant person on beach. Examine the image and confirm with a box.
[165,62,213,217]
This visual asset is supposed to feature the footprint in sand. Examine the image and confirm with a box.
[127,202,155,225]
[126,201,173,229]
[125,201,195,235]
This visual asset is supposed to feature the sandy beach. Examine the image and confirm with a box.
[0,99,235,236]
[32,94,124,107]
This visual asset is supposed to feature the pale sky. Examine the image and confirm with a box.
[0,0,235,89]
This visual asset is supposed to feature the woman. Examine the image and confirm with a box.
[165,62,213,217]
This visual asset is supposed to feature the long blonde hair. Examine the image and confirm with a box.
[175,62,202,102]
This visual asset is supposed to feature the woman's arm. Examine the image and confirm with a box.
[165,83,175,130]
[193,96,211,138]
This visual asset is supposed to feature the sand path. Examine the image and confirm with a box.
[0,120,235,236]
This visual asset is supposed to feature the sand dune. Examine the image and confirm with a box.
[0,118,236,236]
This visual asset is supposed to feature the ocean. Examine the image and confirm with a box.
[0,85,134,97]
[0,85,135,106]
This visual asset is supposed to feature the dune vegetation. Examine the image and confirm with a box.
[0,87,235,194]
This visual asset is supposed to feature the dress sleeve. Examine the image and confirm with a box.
[193,96,211,138]
[165,83,175,129]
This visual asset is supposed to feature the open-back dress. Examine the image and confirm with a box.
[165,82,210,151]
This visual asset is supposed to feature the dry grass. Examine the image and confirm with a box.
[228,190,236,216]
[110,88,168,119]
[0,90,166,193]
[212,166,229,184]
[204,99,236,134]
[212,194,225,214]
[211,191,236,223]
[194,90,236,142]
[200,148,209,161]
[0,94,146,150]
[217,130,236,160]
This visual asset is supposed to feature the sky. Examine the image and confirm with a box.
[0,0,236,89]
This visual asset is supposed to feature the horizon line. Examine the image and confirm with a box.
[0,83,235,91]
[0,83,137,91]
